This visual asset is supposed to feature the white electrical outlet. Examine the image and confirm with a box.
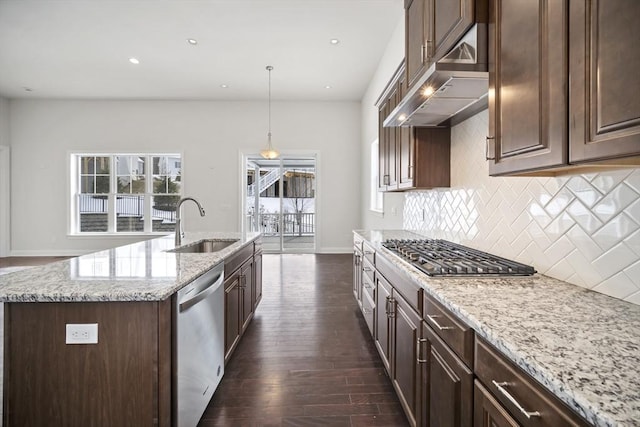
[66,323,98,344]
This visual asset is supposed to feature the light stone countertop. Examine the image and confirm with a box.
[354,230,640,427]
[0,232,261,302]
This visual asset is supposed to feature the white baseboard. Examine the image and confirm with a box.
[316,247,351,254]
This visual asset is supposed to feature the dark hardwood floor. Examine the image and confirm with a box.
[199,253,409,427]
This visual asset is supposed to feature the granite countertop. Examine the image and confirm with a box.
[354,230,640,427]
[0,232,261,302]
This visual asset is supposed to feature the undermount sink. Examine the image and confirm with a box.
[169,239,239,253]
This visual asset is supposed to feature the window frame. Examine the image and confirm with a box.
[370,139,383,213]
[69,152,183,236]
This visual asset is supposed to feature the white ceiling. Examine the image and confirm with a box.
[0,0,403,101]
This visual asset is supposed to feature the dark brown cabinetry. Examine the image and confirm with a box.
[391,291,422,426]
[253,249,263,309]
[569,0,640,163]
[406,0,430,88]
[474,380,519,427]
[375,273,393,373]
[377,61,451,193]
[474,337,590,427]
[489,0,640,175]
[487,0,568,176]
[224,242,259,363]
[352,236,591,427]
[405,0,488,91]
[420,319,473,427]
[4,301,172,427]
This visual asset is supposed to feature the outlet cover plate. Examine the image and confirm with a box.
[65,323,98,344]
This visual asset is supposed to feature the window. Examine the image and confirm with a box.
[71,153,182,234]
[370,140,383,212]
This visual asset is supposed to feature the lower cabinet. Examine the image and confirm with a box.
[391,291,421,426]
[353,242,591,427]
[224,242,261,364]
[474,380,519,427]
[420,319,473,427]
[375,273,393,373]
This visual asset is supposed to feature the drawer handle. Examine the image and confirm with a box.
[426,314,453,331]
[492,381,541,419]
[364,250,374,255]
[363,267,372,272]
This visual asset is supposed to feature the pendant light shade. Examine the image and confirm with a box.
[260,65,280,159]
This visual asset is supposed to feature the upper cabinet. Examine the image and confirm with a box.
[569,0,640,164]
[406,0,430,88]
[489,0,640,176]
[487,0,568,176]
[405,0,488,92]
[377,61,451,193]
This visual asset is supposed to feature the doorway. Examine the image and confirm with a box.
[244,155,316,253]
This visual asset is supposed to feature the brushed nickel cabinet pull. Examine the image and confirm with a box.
[492,381,541,419]
[408,164,414,179]
[486,136,496,160]
[421,44,425,63]
[385,296,390,316]
[416,338,428,363]
[426,314,453,330]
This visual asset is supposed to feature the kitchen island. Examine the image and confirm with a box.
[355,230,640,427]
[0,231,262,427]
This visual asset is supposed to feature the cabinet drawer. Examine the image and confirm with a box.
[474,337,589,427]
[362,257,375,284]
[363,241,376,265]
[224,243,254,277]
[354,235,364,251]
[423,293,474,368]
[377,254,422,314]
[362,290,375,336]
[362,270,375,302]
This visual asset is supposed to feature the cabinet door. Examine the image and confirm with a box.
[421,321,473,427]
[474,380,520,427]
[224,273,241,363]
[391,291,422,426]
[253,251,263,309]
[432,0,479,62]
[488,0,568,176]
[378,101,389,191]
[398,126,416,189]
[569,0,640,163]
[240,259,254,332]
[406,0,430,88]
[375,274,393,372]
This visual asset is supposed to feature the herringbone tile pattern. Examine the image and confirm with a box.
[404,110,640,304]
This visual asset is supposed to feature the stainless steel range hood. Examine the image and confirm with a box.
[384,23,488,128]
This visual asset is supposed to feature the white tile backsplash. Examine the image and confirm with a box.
[403,110,640,305]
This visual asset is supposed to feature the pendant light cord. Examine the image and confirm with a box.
[267,65,273,144]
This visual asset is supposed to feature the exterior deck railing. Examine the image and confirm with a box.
[246,212,315,236]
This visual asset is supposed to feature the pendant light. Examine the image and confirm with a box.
[260,65,280,159]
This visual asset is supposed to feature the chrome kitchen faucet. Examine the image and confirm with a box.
[175,197,206,247]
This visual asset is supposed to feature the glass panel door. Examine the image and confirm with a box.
[245,156,316,253]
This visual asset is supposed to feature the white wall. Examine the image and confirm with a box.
[404,110,640,305]
[9,99,360,255]
[359,15,405,231]
[0,97,10,256]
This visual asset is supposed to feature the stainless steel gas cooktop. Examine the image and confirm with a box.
[382,239,536,277]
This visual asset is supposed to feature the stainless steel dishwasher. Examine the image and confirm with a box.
[175,261,225,427]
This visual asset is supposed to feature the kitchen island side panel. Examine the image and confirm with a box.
[3,300,171,427]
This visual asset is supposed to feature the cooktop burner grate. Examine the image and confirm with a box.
[382,239,536,277]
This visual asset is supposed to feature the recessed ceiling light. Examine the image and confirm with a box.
[187,38,198,45]
[330,38,340,45]
[324,85,332,89]
[129,57,140,65]
[220,84,229,88]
